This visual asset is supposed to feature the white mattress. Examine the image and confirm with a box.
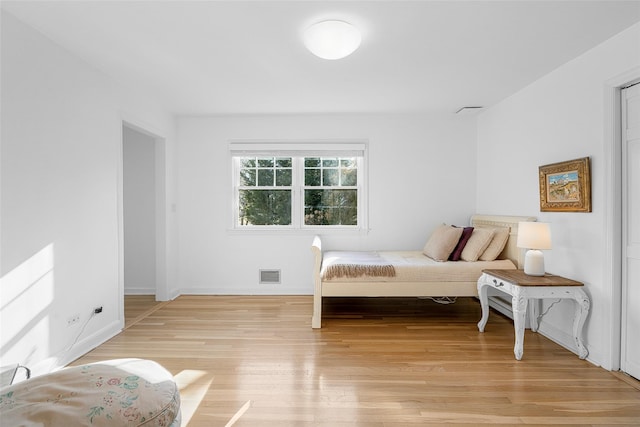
[321,250,516,282]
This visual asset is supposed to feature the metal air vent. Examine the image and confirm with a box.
[455,106,484,115]
[259,269,281,284]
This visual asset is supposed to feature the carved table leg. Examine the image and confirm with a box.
[528,299,540,332]
[572,289,590,359]
[477,276,490,332]
[512,288,528,361]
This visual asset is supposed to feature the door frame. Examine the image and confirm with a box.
[119,119,169,309]
[604,66,640,371]
[619,82,640,376]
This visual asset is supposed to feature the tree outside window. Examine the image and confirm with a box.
[235,156,360,228]
[303,157,357,226]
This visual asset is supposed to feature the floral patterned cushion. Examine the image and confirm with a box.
[0,358,180,426]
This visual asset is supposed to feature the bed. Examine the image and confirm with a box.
[311,214,536,328]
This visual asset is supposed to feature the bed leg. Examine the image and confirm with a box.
[312,293,322,329]
[311,236,323,328]
[312,316,321,329]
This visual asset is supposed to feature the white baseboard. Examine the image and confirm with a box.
[124,287,155,295]
[30,320,122,378]
[179,287,309,295]
[537,320,584,359]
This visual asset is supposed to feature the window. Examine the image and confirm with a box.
[230,142,366,230]
[303,157,358,226]
[238,157,293,226]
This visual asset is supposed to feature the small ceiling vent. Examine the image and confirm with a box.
[259,269,281,284]
[455,106,484,115]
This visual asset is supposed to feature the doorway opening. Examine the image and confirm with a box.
[121,122,168,326]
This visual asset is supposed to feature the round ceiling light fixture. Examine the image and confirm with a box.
[303,20,361,60]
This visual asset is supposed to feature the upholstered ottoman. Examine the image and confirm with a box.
[0,358,180,426]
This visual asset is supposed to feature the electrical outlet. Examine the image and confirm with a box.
[67,314,80,326]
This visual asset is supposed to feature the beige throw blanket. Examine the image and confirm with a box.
[322,251,396,280]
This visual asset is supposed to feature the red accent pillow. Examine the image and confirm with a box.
[449,226,474,261]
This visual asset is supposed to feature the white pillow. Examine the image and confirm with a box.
[479,227,511,261]
[461,228,495,262]
[423,224,464,262]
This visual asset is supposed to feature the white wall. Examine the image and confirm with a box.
[0,11,177,375]
[476,23,640,369]
[123,126,156,294]
[177,114,477,295]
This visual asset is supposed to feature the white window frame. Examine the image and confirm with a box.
[229,141,368,234]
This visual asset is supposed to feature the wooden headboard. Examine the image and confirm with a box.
[470,214,536,269]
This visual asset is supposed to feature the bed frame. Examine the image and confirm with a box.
[311,214,536,328]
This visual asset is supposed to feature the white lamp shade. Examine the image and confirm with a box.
[516,222,552,250]
[303,20,361,60]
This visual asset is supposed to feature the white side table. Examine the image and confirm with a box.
[477,269,590,360]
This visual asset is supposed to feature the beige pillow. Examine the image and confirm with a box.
[423,224,464,262]
[461,228,495,262]
[479,227,511,261]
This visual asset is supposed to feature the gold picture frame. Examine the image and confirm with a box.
[539,157,591,212]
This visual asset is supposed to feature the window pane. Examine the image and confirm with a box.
[341,168,357,186]
[340,158,356,168]
[240,168,256,186]
[275,168,292,186]
[239,189,292,225]
[305,157,321,167]
[322,158,339,167]
[257,169,274,186]
[241,158,256,168]
[276,158,292,168]
[323,169,339,186]
[304,189,357,225]
[258,157,274,167]
[305,168,321,186]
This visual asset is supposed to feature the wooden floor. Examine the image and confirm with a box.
[122,294,168,329]
[73,296,640,426]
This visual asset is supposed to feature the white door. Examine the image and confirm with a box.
[621,82,640,380]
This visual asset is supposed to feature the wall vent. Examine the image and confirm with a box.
[455,106,484,115]
[259,269,281,284]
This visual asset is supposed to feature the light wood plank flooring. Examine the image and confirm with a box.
[123,295,167,329]
[74,296,640,426]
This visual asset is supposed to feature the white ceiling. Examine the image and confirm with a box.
[3,1,640,116]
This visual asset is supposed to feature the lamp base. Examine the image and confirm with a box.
[524,249,545,276]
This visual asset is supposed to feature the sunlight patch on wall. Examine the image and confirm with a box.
[0,244,55,365]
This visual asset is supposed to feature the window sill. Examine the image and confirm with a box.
[226,227,369,236]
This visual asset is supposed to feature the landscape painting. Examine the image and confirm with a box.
[539,157,591,212]
[547,170,580,202]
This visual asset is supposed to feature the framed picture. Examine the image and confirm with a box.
[539,157,591,212]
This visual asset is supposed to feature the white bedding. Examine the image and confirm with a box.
[321,250,516,282]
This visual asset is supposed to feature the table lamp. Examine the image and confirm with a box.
[517,222,552,276]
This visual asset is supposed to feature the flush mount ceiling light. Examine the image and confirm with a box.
[303,20,361,60]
